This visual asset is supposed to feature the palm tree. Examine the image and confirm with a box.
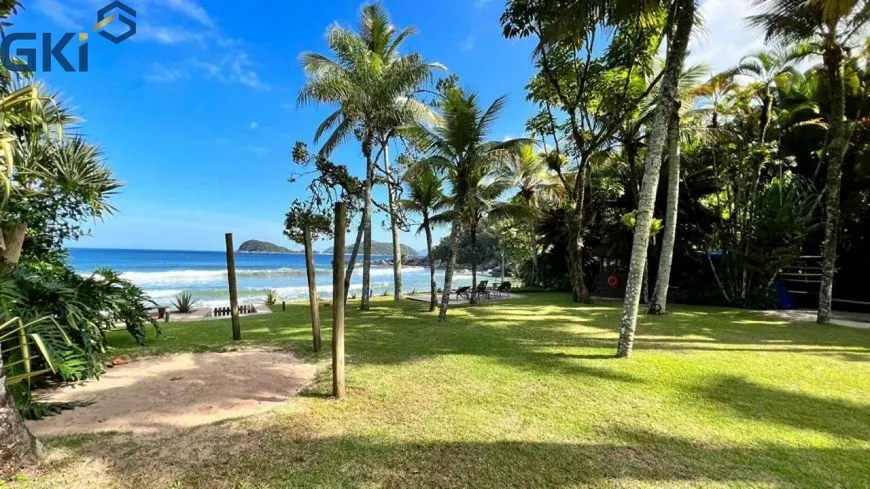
[464,172,525,304]
[298,3,438,310]
[500,144,559,284]
[617,0,696,358]
[401,166,446,311]
[648,63,711,314]
[724,48,799,141]
[406,88,528,320]
[749,0,870,324]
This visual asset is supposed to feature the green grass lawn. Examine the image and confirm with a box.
[16,294,870,488]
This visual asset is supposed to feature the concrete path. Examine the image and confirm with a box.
[758,309,870,330]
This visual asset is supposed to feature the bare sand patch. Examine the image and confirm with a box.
[26,351,318,437]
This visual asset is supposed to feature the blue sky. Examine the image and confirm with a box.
[14,0,754,253]
[12,0,542,252]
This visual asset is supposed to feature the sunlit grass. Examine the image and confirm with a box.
[18,293,870,488]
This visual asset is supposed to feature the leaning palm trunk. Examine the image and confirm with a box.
[303,226,322,352]
[423,214,437,312]
[438,220,462,321]
[649,107,682,314]
[617,0,694,358]
[361,147,374,311]
[817,44,847,325]
[0,227,42,475]
[383,146,403,301]
[0,357,41,477]
[470,225,478,305]
[344,221,364,305]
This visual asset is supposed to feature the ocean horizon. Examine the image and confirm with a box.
[69,247,481,307]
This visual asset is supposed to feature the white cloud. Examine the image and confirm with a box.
[152,0,215,28]
[248,121,259,130]
[145,63,190,83]
[474,0,492,8]
[134,24,207,45]
[33,0,84,29]
[687,0,765,74]
[459,35,475,52]
[194,52,271,91]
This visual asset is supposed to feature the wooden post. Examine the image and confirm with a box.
[225,233,241,341]
[304,225,322,352]
[332,201,347,399]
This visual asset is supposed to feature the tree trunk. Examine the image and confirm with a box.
[760,90,772,143]
[438,220,461,321]
[423,213,437,312]
[617,0,694,358]
[383,144,403,301]
[0,356,41,477]
[529,224,538,285]
[0,224,27,269]
[566,206,591,303]
[817,44,846,325]
[470,224,478,305]
[303,226,321,352]
[361,144,374,311]
[344,220,364,305]
[649,106,681,314]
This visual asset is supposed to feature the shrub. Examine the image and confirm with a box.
[265,289,278,305]
[171,291,198,313]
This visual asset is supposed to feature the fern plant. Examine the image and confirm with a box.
[171,291,198,313]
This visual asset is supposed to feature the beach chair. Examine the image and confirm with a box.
[454,286,471,300]
[474,281,490,300]
[496,282,512,298]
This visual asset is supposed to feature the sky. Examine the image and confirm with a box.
[12,0,763,253]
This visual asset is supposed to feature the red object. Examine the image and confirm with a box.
[607,275,619,288]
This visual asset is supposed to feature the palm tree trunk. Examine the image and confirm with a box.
[760,90,772,143]
[438,220,461,321]
[361,146,374,311]
[423,214,437,312]
[344,220,364,305]
[0,355,41,477]
[303,226,321,352]
[817,44,847,325]
[650,106,681,314]
[383,144,403,301]
[529,224,538,285]
[617,0,694,358]
[470,224,478,305]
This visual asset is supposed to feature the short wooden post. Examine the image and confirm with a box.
[282,301,286,311]
[332,201,347,399]
[225,233,241,341]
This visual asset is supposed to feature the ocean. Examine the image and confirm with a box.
[69,248,482,307]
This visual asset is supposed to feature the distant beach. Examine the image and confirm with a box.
[70,248,482,307]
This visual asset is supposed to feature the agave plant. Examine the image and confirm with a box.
[171,291,198,314]
[265,289,278,306]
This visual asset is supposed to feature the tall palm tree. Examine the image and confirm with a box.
[749,0,870,324]
[617,0,696,358]
[500,144,559,284]
[724,48,799,141]
[298,3,438,310]
[649,63,711,314]
[401,166,446,312]
[406,88,528,320]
